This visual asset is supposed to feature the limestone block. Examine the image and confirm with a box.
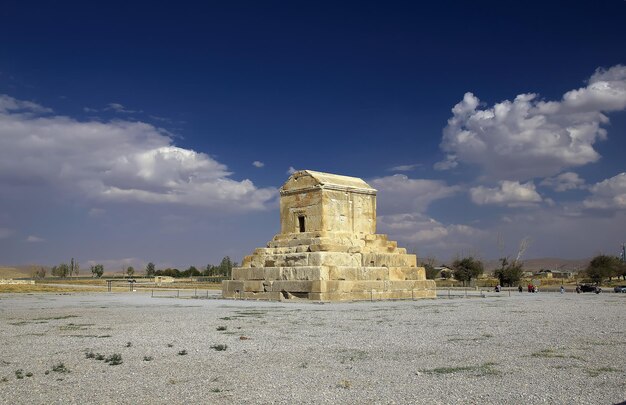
[271,280,314,293]
[241,280,266,292]
[280,266,329,281]
[222,280,244,293]
[329,266,388,281]
[361,252,416,267]
[388,267,426,281]
[263,267,281,280]
[312,280,386,293]
[308,252,361,267]
[241,256,252,267]
[309,243,349,253]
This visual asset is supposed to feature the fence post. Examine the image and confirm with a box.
[177,290,179,298]
[448,289,450,299]
[151,289,153,298]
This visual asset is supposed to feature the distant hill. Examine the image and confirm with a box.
[0,266,40,279]
[483,257,590,273]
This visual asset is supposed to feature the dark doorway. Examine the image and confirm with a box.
[298,216,306,232]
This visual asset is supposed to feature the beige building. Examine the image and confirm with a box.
[222,170,436,301]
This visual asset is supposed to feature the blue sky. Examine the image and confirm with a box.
[1,1,625,271]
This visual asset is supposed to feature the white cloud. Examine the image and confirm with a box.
[540,172,586,192]
[368,174,460,215]
[388,163,422,172]
[26,235,45,242]
[252,161,265,168]
[470,181,542,206]
[0,94,275,211]
[378,213,487,251]
[287,166,297,175]
[433,154,458,171]
[105,103,140,114]
[0,94,51,114]
[583,172,626,210]
[440,65,626,180]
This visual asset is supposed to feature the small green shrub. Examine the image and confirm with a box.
[125,342,132,348]
[105,353,123,366]
[15,369,24,379]
[52,363,69,373]
[178,350,188,356]
[95,353,105,361]
[216,326,227,331]
[143,356,154,361]
[210,344,228,351]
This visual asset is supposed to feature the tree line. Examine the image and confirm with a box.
[38,256,237,279]
[145,256,237,278]
[422,253,626,286]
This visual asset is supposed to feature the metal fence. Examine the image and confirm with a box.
[150,289,222,299]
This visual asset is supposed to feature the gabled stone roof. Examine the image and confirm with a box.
[280,170,376,195]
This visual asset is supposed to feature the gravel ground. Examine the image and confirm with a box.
[1,291,625,404]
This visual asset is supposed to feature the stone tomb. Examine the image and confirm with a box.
[222,170,436,301]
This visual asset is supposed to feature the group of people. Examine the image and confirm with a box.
[523,284,538,293]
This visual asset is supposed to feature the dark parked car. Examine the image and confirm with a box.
[614,286,626,293]
[578,284,601,293]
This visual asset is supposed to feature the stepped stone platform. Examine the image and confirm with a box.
[222,170,436,301]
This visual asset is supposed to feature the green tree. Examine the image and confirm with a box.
[203,264,216,276]
[145,262,156,277]
[218,256,234,278]
[32,266,46,279]
[585,255,621,283]
[494,257,524,287]
[91,264,104,278]
[182,266,200,277]
[451,257,484,286]
[51,263,70,278]
[126,266,135,278]
[424,264,438,280]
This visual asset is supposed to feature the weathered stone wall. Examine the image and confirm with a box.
[223,170,436,301]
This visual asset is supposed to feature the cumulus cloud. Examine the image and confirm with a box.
[470,181,542,206]
[583,172,626,210]
[388,163,422,172]
[433,154,458,171]
[252,161,265,168]
[0,94,275,211]
[440,65,626,180]
[26,235,45,242]
[368,174,460,215]
[540,172,586,192]
[378,213,486,250]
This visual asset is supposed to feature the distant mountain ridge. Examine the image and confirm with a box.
[483,257,590,273]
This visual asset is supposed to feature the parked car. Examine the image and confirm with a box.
[579,284,601,293]
[614,286,626,293]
